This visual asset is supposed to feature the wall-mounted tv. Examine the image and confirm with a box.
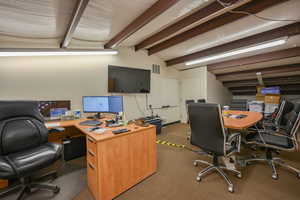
[108,65,151,93]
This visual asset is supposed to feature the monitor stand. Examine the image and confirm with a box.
[95,113,104,119]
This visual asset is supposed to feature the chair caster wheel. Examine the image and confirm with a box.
[297,174,300,179]
[193,161,198,167]
[237,173,242,179]
[53,186,60,194]
[272,174,278,180]
[196,176,201,182]
[228,186,234,193]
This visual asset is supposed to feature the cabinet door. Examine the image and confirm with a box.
[130,128,157,182]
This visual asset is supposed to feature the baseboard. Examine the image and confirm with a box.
[162,120,181,127]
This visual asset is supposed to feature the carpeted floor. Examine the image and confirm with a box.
[3,123,300,200]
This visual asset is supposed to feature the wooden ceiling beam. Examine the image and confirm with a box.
[61,0,90,48]
[216,63,300,81]
[135,0,242,51]
[208,47,300,73]
[104,0,180,49]
[147,0,288,55]
[224,75,300,88]
[230,84,300,95]
[166,22,300,66]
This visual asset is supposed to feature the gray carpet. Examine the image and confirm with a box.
[4,169,86,200]
[3,123,300,200]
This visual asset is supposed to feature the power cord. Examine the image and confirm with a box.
[216,0,300,22]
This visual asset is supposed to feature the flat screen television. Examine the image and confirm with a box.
[108,65,151,93]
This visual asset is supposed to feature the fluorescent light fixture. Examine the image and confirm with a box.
[0,49,118,57]
[185,38,287,66]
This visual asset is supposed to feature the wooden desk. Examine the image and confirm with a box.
[46,119,157,200]
[223,110,263,130]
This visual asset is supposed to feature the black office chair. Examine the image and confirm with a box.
[188,103,242,193]
[0,101,62,200]
[185,100,195,140]
[197,99,206,103]
[244,103,300,180]
[263,99,294,132]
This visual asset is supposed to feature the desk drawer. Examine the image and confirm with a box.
[87,149,97,167]
[86,137,97,155]
[87,161,98,199]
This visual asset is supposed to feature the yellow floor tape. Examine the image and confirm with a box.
[156,140,185,148]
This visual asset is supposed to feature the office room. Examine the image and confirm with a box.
[0,0,300,199]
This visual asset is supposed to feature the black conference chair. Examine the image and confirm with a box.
[188,103,242,193]
[185,99,195,140]
[263,99,294,132]
[244,103,300,180]
[0,101,62,200]
[197,99,206,103]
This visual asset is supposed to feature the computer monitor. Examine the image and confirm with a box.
[82,96,123,114]
[108,96,123,113]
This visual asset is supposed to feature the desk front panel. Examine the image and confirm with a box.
[95,126,157,200]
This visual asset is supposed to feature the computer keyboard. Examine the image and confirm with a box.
[112,128,130,134]
[79,120,103,126]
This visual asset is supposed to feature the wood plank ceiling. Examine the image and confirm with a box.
[0,0,300,95]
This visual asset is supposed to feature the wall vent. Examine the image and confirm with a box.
[152,64,160,74]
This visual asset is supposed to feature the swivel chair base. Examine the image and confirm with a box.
[194,156,241,193]
[0,171,60,200]
[244,148,300,180]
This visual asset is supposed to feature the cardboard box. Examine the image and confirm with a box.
[264,94,280,104]
[256,94,265,102]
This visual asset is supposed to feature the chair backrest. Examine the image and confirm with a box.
[197,99,206,103]
[0,101,48,156]
[273,99,285,125]
[188,103,226,156]
[278,100,294,126]
[185,99,195,105]
[284,103,300,137]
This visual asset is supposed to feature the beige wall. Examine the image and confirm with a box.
[178,67,232,122]
[178,67,207,122]
[0,47,180,123]
[206,71,232,105]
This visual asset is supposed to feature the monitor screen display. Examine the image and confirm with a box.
[108,65,151,93]
[109,96,123,113]
[82,96,123,113]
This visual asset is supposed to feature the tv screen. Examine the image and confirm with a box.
[108,65,151,93]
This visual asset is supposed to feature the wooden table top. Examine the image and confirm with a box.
[46,118,155,142]
[223,110,263,130]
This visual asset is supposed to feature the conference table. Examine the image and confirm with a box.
[223,110,263,130]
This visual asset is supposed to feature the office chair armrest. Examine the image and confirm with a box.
[48,127,65,134]
[227,132,241,143]
[226,132,241,153]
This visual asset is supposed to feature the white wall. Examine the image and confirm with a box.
[178,67,207,122]
[206,71,232,105]
[0,47,180,124]
[178,67,232,122]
